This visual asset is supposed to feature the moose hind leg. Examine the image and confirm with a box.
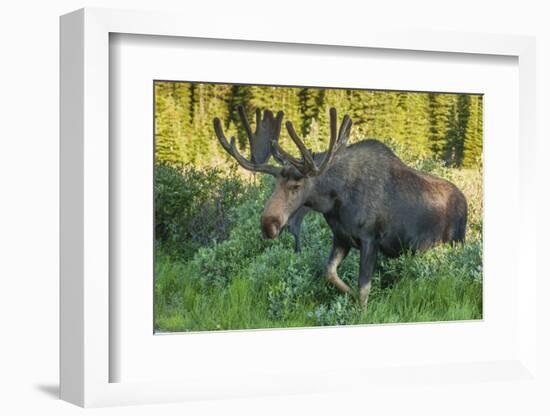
[325,239,352,295]
[359,239,378,309]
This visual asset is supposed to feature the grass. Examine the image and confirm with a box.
[154,165,483,332]
[154,239,482,332]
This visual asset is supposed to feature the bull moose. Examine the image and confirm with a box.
[213,106,467,308]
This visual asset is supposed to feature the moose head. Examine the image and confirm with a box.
[213,106,352,241]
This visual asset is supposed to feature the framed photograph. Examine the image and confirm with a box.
[60,8,538,408]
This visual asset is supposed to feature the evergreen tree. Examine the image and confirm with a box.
[463,95,483,167]
[366,91,390,140]
[272,87,302,155]
[403,93,430,156]
[428,93,452,160]
[227,85,254,148]
[347,89,372,138]
[154,82,182,164]
[298,88,320,137]
[444,94,470,166]
[171,83,192,133]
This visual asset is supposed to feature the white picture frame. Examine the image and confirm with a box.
[60,7,538,408]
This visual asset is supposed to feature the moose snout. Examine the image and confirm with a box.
[261,216,282,239]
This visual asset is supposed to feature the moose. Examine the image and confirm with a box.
[213,106,467,308]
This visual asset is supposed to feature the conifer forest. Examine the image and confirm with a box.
[154,82,483,169]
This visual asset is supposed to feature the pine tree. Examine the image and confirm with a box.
[272,87,303,155]
[366,91,389,140]
[428,93,452,160]
[154,82,182,164]
[298,88,321,137]
[404,93,430,156]
[346,89,373,139]
[463,95,483,167]
[444,94,470,166]
[227,85,254,148]
[307,89,328,148]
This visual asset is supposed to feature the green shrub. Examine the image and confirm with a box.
[185,178,277,288]
[308,295,359,326]
[154,163,249,259]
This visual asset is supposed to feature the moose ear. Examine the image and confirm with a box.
[285,165,306,181]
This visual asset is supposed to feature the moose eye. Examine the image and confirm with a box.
[288,184,301,192]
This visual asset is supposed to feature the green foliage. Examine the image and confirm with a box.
[154,163,249,259]
[463,96,484,168]
[428,92,452,159]
[155,83,184,164]
[154,81,483,168]
[154,156,483,332]
[309,295,359,326]
[443,94,469,166]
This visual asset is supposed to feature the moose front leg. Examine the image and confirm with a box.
[287,206,309,253]
[359,239,378,308]
[325,239,353,295]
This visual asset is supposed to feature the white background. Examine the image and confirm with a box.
[1,1,549,415]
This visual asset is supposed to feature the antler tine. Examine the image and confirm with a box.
[236,105,255,156]
[271,140,309,172]
[212,117,282,176]
[313,108,338,175]
[273,111,283,144]
[338,115,352,145]
[271,111,286,165]
[216,106,351,178]
[285,121,316,171]
[314,108,352,176]
[255,108,262,133]
[275,107,352,177]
